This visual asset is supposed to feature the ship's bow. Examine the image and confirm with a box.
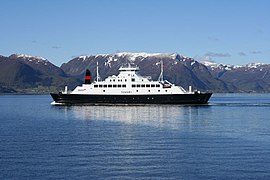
[50,93,61,103]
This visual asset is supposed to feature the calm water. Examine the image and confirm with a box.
[1,94,270,179]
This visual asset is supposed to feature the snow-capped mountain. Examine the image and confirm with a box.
[1,52,270,93]
[201,61,238,71]
[76,52,195,65]
[201,60,267,71]
[0,54,80,92]
[201,60,270,92]
[62,52,197,73]
[10,53,48,62]
[8,53,65,76]
[61,52,270,92]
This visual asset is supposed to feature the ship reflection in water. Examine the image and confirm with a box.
[66,105,211,130]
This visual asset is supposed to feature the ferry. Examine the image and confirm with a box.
[50,62,212,105]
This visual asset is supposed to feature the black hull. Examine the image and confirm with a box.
[50,93,212,105]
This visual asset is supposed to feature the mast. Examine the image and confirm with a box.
[158,60,164,82]
[96,61,101,82]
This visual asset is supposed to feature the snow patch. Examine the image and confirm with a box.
[246,63,264,69]
[79,55,92,61]
[94,52,178,61]
[12,54,49,65]
[15,54,47,61]
[201,60,266,71]
[201,60,244,71]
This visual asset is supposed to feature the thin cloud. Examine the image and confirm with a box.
[239,52,246,56]
[250,50,262,54]
[204,52,231,58]
[52,46,61,49]
[208,37,219,42]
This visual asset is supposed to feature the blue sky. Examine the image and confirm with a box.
[1,0,269,66]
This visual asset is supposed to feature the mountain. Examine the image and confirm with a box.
[61,52,270,92]
[0,54,80,93]
[1,52,270,93]
[201,61,270,92]
[61,52,228,92]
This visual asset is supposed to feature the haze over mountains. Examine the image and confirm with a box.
[0,52,270,93]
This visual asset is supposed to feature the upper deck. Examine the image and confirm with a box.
[118,64,139,72]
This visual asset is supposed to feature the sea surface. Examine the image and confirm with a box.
[1,94,270,179]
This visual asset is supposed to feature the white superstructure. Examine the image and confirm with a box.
[69,64,189,95]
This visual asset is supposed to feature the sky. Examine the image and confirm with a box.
[0,0,269,66]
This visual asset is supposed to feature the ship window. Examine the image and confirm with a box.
[94,85,98,88]
[146,84,150,88]
[156,84,160,87]
[118,84,121,88]
[141,84,145,88]
[122,84,126,88]
[136,84,140,88]
[103,90,105,92]
[151,84,155,88]
[108,85,112,88]
[113,85,117,88]
[132,84,136,88]
[113,79,115,82]
[158,90,160,92]
[131,78,135,82]
[165,90,167,92]
[99,85,102,88]
[148,90,150,92]
[104,85,107,88]
[125,79,127,82]
[136,90,138,92]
